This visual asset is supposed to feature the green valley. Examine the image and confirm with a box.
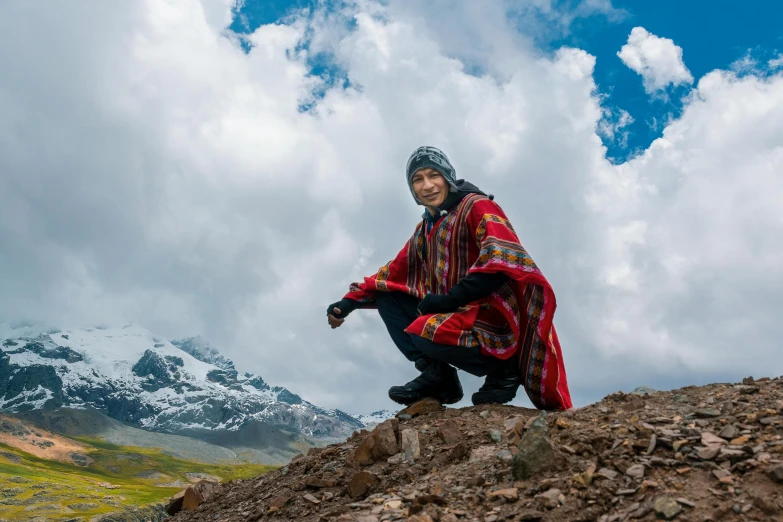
[0,438,273,521]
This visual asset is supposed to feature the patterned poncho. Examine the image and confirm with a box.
[344,194,572,410]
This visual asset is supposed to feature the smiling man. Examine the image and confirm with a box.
[327,146,572,410]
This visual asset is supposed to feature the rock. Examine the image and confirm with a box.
[303,493,320,504]
[536,488,563,509]
[269,492,293,508]
[437,420,461,445]
[488,429,502,442]
[348,471,377,498]
[497,449,514,465]
[165,489,186,516]
[701,432,727,446]
[675,498,695,508]
[697,446,721,460]
[630,386,657,395]
[354,419,400,465]
[479,410,490,419]
[695,408,721,418]
[597,468,619,480]
[730,435,750,445]
[626,464,645,479]
[767,465,783,483]
[304,476,331,488]
[398,398,443,417]
[653,496,682,519]
[518,512,546,521]
[718,425,739,440]
[374,419,400,458]
[182,480,218,511]
[489,488,518,500]
[401,428,421,461]
[512,415,556,480]
[354,434,377,466]
[752,494,780,515]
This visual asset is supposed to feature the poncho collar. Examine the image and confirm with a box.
[422,179,489,226]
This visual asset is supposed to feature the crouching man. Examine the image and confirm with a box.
[327,146,572,410]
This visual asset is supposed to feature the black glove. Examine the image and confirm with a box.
[417,294,459,315]
[326,298,358,319]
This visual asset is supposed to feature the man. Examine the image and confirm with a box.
[327,146,572,410]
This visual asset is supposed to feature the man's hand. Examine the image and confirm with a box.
[417,294,459,315]
[326,299,356,329]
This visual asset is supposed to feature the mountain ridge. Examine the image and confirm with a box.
[0,322,386,465]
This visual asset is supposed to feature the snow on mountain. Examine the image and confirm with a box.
[0,324,364,439]
[354,410,397,429]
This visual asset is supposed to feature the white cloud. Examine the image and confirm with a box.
[618,26,693,93]
[0,0,782,415]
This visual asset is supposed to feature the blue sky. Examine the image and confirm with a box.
[231,0,783,161]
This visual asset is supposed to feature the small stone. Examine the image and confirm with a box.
[518,512,546,521]
[697,446,721,460]
[304,477,330,488]
[730,435,750,445]
[480,410,490,419]
[497,449,514,465]
[348,471,378,498]
[401,428,421,461]
[269,493,293,509]
[701,432,728,446]
[513,415,557,480]
[384,499,402,510]
[630,386,657,395]
[488,429,502,443]
[437,420,462,445]
[182,480,218,511]
[489,487,519,500]
[675,498,695,508]
[397,413,412,420]
[597,468,619,480]
[695,408,721,418]
[672,440,689,452]
[536,488,563,509]
[399,398,443,417]
[303,493,321,504]
[555,417,571,429]
[768,465,783,483]
[626,464,645,479]
[653,496,682,519]
[752,495,780,515]
[760,416,780,426]
[718,425,739,440]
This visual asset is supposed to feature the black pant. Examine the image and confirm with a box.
[375,291,505,377]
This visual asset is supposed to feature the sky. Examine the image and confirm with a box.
[0,0,782,416]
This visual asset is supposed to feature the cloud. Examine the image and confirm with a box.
[0,0,782,416]
[617,26,693,93]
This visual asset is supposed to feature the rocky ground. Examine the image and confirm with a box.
[170,376,783,522]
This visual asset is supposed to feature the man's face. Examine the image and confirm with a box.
[411,167,449,208]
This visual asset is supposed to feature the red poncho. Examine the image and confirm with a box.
[345,194,572,410]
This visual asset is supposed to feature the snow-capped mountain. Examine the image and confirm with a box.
[355,410,397,428]
[0,323,364,440]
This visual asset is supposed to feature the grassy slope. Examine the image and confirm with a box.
[0,438,273,521]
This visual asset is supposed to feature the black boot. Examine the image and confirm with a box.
[471,362,522,405]
[388,358,463,406]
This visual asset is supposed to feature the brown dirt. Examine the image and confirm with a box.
[171,376,783,522]
[0,414,93,466]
